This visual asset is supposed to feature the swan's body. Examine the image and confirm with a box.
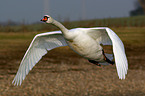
[67,28,106,62]
[12,15,128,86]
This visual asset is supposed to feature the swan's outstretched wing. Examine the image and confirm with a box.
[12,31,67,86]
[86,27,128,79]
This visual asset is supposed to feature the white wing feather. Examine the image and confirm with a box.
[87,27,128,79]
[12,31,67,86]
[105,28,128,79]
[86,27,112,45]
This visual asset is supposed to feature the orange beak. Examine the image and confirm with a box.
[40,17,48,22]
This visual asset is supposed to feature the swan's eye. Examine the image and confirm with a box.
[44,16,48,20]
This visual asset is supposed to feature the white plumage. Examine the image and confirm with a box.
[12,15,128,86]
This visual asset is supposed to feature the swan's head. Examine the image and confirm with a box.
[40,15,53,23]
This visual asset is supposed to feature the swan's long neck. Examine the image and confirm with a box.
[51,19,69,37]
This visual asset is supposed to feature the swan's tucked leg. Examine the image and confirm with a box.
[88,60,101,66]
[102,50,115,65]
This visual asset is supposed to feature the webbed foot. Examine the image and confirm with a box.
[88,60,101,66]
[102,50,115,65]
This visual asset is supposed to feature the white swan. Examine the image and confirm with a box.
[12,15,128,86]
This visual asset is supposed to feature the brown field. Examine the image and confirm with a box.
[0,27,145,96]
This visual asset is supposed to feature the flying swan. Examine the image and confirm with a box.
[12,15,128,85]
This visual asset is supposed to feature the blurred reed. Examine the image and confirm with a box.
[0,15,145,32]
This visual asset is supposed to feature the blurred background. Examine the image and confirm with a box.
[0,0,145,96]
[0,0,135,23]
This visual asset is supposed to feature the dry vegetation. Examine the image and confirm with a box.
[0,25,145,95]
